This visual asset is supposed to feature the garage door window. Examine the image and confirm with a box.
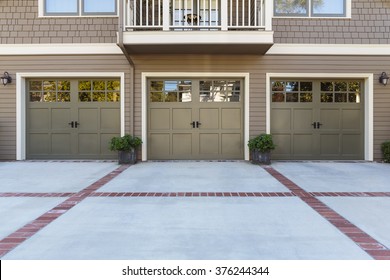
[149,80,192,102]
[199,80,241,102]
[320,81,361,103]
[272,81,313,103]
[78,80,120,102]
[29,80,71,102]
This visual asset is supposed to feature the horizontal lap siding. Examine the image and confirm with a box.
[132,54,390,161]
[0,54,131,160]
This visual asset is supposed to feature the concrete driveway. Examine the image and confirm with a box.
[0,161,389,260]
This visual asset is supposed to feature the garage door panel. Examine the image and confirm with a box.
[320,134,340,156]
[51,109,71,130]
[342,134,361,156]
[29,109,50,130]
[199,134,219,155]
[342,109,361,130]
[222,109,241,129]
[271,109,291,131]
[52,134,71,154]
[172,109,192,130]
[149,134,170,158]
[271,79,363,160]
[272,134,291,156]
[221,133,241,155]
[293,134,313,156]
[78,133,99,155]
[199,108,218,129]
[172,134,192,155]
[293,109,313,130]
[100,133,118,155]
[29,134,50,154]
[150,109,170,130]
[27,78,121,159]
[320,109,340,129]
[101,108,120,130]
[79,108,98,130]
[148,79,243,160]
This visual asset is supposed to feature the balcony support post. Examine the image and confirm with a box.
[163,0,170,30]
[221,0,228,31]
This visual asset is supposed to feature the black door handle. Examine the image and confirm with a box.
[190,121,196,128]
[196,121,201,128]
[311,122,317,129]
[317,122,323,128]
[74,121,80,128]
[68,121,74,128]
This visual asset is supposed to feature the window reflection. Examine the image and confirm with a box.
[199,80,240,102]
[149,80,192,102]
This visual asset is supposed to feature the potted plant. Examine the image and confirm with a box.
[109,134,142,164]
[248,133,276,165]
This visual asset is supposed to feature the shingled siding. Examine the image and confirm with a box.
[273,0,390,44]
[0,0,117,44]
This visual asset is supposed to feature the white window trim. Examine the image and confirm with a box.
[141,72,250,161]
[266,73,374,161]
[38,0,119,17]
[16,72,125,160]
[273,0,351,19]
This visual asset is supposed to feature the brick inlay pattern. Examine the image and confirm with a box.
[2,191,389,198]
[0,164,130,258]
[90,192,295,197]
[263,166,390,260]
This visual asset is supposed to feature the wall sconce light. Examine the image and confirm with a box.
[379,72,389,86]
[0,72,12,86]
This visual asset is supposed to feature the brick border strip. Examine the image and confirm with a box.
[263,166,390,260]
[2,191,389,198]
[90,192,295,197]
[0,164,130,258]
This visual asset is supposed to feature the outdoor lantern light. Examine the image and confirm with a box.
[379,72,389,86]
[0,72,12,86]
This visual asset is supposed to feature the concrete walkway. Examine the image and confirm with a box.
[0,161,389,260]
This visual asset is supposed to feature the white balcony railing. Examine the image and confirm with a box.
[125,0,266,31]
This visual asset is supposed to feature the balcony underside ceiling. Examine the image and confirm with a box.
[122,31,274,55]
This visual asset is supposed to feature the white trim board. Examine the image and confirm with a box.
[266,73,374,161]
[16,72,125,160]
[141,72,250,161]
[0,44,123,55]
[267,44,390,56]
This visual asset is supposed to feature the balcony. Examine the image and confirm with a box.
[122,0,273,54]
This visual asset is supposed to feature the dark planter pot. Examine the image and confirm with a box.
[118,149,137,164]
[251,150,272,165]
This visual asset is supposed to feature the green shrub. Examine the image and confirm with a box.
[247,134,276,152]
[381,141,390,163]
[109,134,142,151]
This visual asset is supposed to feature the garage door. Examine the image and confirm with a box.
[27,79,120,159]
[148,79,244,160]
[271,80,364,160]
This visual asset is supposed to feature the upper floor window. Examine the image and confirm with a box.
[44,0,117,16]
[274,0,346,17]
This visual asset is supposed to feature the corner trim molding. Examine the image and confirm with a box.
[0,44,123,55]
[267,44,390,56]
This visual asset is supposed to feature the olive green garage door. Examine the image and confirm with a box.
[27,79,120,159]
[271,80,364,160]
[148,79,244,160]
